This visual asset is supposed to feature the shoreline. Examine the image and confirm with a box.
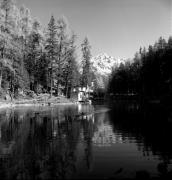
[0,100,76,110]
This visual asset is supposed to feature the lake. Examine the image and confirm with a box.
[0,101,172,179]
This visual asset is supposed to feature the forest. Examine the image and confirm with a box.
[1,0,172,103]
[108,36,172,103]
[0,0,92,101]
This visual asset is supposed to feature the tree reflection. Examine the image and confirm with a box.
[109,100,172,178]
[1,103,172,179]
[0,106,83,179]
[82,114,94,171]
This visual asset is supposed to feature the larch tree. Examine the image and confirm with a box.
[63,33,78,97]
[25,19,43,93]
[81,37,92,88]
[0,0,82,99]
[45,15,57,97]
[0,0,16,91]
[56,16,69,95]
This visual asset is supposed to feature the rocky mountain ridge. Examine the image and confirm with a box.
[91,53,125,89]
[91,53,125,76]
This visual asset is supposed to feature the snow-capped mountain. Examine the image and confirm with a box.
[91,53,124,76]
[91,53,125,89]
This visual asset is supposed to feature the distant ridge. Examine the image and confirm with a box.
[91,53,125,89]
[91,53,125,76]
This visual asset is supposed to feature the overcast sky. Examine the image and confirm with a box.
[17,0,172,59]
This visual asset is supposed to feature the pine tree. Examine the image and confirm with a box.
[63,33,78,97]
[25,20,42,93]
[56,16,69,95]
[20,6,32,37]
[0,0,16,91]
[81,37,92,88]
[45,15,57,97]
[0,1,82,99]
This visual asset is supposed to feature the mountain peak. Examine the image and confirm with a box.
[91,53,118,76]
[91,53,125,89]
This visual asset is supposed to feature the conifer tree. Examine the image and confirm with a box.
[25,20,42,93]
[0,1,82,98]
[81,37,92,88]
[0,0,16,91]
[56,16,68,95]
[45,15,57,97]
[63,33,78,97]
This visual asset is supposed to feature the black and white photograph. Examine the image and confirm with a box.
[0,0,172,179]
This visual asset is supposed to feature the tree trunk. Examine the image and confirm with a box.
[66,84,69,98]
[0,69,2,90]
[64,77,68,97]
[56,82,59,96]
[50,71,53,98]
[10,73,14,102]
[0,39,4,90]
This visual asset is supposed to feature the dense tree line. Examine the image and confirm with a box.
[0,0,93,99]
[108,36,172,100]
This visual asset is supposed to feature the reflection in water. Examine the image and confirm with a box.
[92,112,123,146]
[0,103,172,179]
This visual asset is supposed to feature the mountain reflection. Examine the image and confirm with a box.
[92,112,123,146]
[0,103,172,179]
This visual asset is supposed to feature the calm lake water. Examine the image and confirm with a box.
[0,101,172,179]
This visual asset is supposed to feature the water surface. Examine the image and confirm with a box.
[0,102,172,179]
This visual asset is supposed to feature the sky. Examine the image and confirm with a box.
[17,0,172,59]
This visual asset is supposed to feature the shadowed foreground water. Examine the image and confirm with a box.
[0,102,172,179]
